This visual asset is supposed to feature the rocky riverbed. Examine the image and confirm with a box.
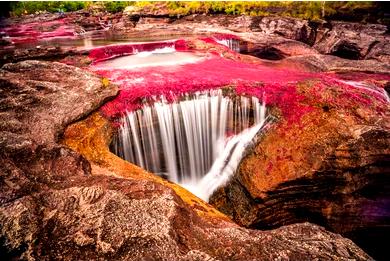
[1,9,389,261]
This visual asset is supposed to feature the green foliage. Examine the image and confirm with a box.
[103,1,134,13]
[9,1,135,16]
[10,1,86,16]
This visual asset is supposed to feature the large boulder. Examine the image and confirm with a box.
[238,33,318,61]
[0,60,372,260]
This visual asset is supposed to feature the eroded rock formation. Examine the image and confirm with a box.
[0,60,373,260]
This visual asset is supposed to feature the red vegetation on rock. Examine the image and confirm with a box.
[3,18,75,44]
[88,39,389,126]
[93,54,312,120]
[89,41,182,63]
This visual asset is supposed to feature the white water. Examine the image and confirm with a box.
[181,119,267,201]
[94,51,203,69]
[112,90,266,200]
[133,46,176,57]
[215,38,240,53]
[342,80,390,103]
[94,44,204,69]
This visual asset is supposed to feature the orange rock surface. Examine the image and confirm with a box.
[62,112,232,223]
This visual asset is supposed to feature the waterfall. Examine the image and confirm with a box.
[112,90,267,200]
[215,38,240,53]
[181,118,268,201]
[133,46,176,57]
[94,49,202,69]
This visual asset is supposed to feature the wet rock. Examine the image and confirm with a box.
[0,174,372,261]
[0,46,80,66]
[0,60,371,260]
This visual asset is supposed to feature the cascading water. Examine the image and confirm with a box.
[112,90,267,200]
[214,38,241,53]
[93,44,203,69]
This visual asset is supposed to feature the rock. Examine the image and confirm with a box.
[281,53,390,73]
[210,84,390,260]
[313,21,389,60]
[0,46,80,66]
[137,17,172,26]
[0,60,372,260]
[0,174,372,260]
[239,34,318,60]
[250,16,312,42]
[365,40,390,64]
[0,60,117,207]
[0,60,117,146]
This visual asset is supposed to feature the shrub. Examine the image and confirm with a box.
[103,1,134,13]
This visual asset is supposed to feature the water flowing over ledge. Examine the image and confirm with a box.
[93,47,204,69]
[111,90,267,200]
[181,118,269,201]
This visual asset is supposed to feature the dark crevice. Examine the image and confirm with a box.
[331,41,361,60]
[346,227,390,261]
[0,237,28,261]
[241,46,285,60]
[384,82,390,97]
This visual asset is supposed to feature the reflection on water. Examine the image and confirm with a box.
[12,32,190,50]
